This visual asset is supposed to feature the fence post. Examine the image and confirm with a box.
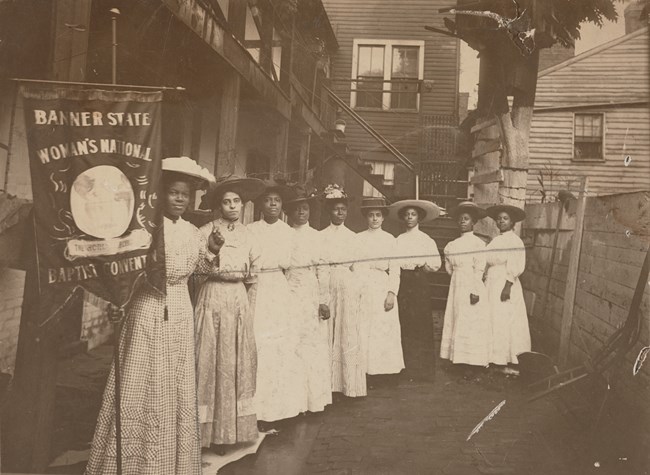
[558,176,589,367]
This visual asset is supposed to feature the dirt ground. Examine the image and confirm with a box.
[39,311,650,475]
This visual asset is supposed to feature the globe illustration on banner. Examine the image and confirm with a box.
[70,165,135,239]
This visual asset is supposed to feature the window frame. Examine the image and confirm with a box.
[362,160,396,197]
[351,39,425,112]
[572,112,606,162]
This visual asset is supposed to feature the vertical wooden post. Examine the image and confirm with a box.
[558,176,589,366]
[298,128,311,182]
[1,214,59,472]
[279,16,295,94]
[539,201,564,322]
[217,71,241,176]
[274,119,289,176]
[258,2,274,75]
[228,0,247,41]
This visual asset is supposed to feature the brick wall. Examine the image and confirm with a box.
[0,268,25,374]
[521,191,650,416]
[80,291,113,351]
[0,272,114,374]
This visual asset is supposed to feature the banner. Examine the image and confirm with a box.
[21,86,165,327]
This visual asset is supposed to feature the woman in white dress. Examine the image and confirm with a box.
[87,157,216,475]
[320,184,365,398]
[484,205,531,368]
[355,197,404,387]
[440,201,491,375]
[284,185,332,412]
[389,199,441,372]
[194,175,264,454]
[248,180,307,427]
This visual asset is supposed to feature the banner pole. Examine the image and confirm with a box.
[110,7,123,475]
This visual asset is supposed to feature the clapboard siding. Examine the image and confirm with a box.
[526,27,650,202]
[323,0,459,160]
[535,28,649,108]
[527,107,650,201]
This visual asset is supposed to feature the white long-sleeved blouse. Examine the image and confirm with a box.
[290,223,330,305]
[485,230,525,282]
[354,228,400,295]
[395,225,441,272]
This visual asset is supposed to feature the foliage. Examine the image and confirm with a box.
[449,0,625,52]
[543,0,621,47]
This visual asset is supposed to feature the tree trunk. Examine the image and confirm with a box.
[473,41,540,236]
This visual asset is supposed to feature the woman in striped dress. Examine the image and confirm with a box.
[86,157,216,475]
[320,184,365,398]
[285,185,332,412]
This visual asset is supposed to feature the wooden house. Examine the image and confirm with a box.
[321,0,467,223]
[320,0,467,310]
[526,20,649,202]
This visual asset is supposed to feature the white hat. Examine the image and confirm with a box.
[162,157,216,188]
[388,199,441,223]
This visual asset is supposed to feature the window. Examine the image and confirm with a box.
[245,7,261,63]
[363,161,395,197]
[574,113,604,160]
[356,45,385,108]
[391,46,419,110]
[352,40,424,111]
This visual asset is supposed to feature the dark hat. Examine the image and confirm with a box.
[199,175,265,210]
[283,184,319,208]
[360,197,389,215]
[486,204,526,223]
[388,199,440,223]
[449,201,488,220]
[257,177,294,202]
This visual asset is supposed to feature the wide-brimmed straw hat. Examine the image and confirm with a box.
[360,197,389,215]
[322,184,348,203]
[199,175,265,210]
[283,185,319,209]
[388,199,440,223]
[486,204,526,223]
[449,201,487,221]
[162,156,215,189]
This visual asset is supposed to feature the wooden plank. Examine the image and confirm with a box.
[471,118,497,134]
[161,0,292,120]
[216,71,240,175]
[558,176,589,367]
[470,169,503,185]
[471,138,502,159]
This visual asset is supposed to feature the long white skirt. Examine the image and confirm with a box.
[440,266,490,366]
[485,264,531,365]
[329,267,366,397]
[253,270,307,421]
[358,269,405,375]
[287,268,332,412]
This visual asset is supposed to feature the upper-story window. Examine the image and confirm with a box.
[363,161,395,197]
[351,39,424,111]
[573,113,604,160]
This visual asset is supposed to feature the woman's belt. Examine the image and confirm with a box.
[206,273,246,283]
